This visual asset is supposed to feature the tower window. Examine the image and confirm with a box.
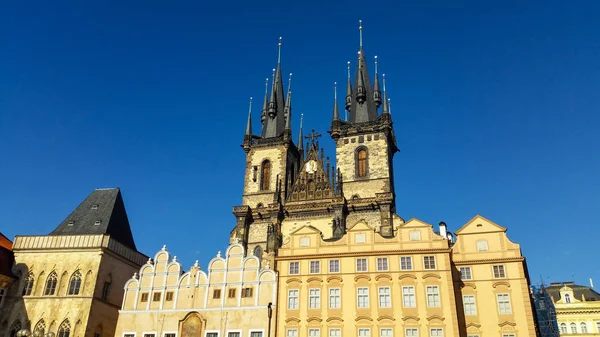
[260,160,271,190]
[67,271,82,295]
[44,271,58,295]
[356,147,368,178]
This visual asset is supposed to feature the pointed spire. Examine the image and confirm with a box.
[277,36,282,64]
[356,53,366,104]
[359,19,363,49]
[298,113,304,157]
[345,61,352,112]
[246,97,253,135]
[332,82,340,121]
[388,98,392,114]
[268,68,277,117]
[350,20,377,123]
[261,77,268,125]
[382,74,389,114]
[373,55,382,108]
[284,73,292,130]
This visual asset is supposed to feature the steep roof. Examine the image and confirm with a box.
[50,188,137,250]
[546,282,600,302]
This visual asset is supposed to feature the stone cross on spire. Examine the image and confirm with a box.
[304,129,321,146]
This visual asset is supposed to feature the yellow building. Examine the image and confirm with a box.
[114,242,277,337]
[0,188,147,337]
[546,282,600,335]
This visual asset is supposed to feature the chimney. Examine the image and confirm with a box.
[439,222,447,240]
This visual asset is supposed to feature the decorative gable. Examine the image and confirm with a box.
[455,215,507,235]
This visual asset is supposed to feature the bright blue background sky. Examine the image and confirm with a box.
[2,1,599,287]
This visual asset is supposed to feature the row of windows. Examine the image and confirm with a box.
[289,256,438,275]
[285,328,449,337]
[140,287,254,303]
[559,322,600,334]
[20,271,111,299]
[462,294,512,315]
[128,331,263,337]
[458,265,506,280]
[8,319,71,337]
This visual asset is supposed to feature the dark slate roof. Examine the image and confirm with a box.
[50,188,137,250]
[546,282,600,302]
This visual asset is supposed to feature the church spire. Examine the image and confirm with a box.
[298,113,304,159]
[246,97,253,135]
[349,20,377,123]
[373,56,382,108]
[284,73,292,130]
[382,74,389,115]
[262,37,287,138]
[345,61,352,114]
[332,82,340,121]
[261,77,268,127]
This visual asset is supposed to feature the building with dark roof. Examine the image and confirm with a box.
[546,281,600,335]
[0,188,147,337]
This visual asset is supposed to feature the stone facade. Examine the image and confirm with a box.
[546,282,600,336]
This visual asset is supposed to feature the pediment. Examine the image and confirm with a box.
[402,218,433,228]
[455,215,506,234]
[289,225,322,236]
[347,222,373,232]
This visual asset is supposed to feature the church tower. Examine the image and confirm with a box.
[330,21,399,237]
[232,38,302,260]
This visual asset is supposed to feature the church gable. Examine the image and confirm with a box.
[455,215,507,235]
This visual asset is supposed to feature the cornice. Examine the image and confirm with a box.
[276,248,452,260]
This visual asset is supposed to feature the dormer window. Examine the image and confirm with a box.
[476,240,489,252]
[94,220,102,226]
[565,293,571,303]
[91,204,99,210]
[409,230,421,241]
[68,221,74,226]
[300,237,310,247]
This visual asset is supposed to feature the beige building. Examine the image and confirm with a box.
[546,282,600,335]
[114,242,277,337]
[0,188,146,337]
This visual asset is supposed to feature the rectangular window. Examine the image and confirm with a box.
[141,293,149,302]
[501,335,515,337]
[228,333,240,337]
[124,335,135,337]
[463,295,477,315]
[206,333,218,337]
[228,288,236,298]
[329,260,340,273]
[378,287,391,308]
[0,288,6,308]
[380,329,392,337]
[356,258,368,272]
[289,262,300,275]
[493,265,506,278]
[424,256,436,270]
[497,293,512,314]
[164,334,176,337]
[309,288,320,309]
[376,257,389,271]
[250,333,262,337]
[402,286,416,307]
[242,287,253,298]
[355,233,366,243]
[153,292,161,301]
[596,322,600,333]
[405,329,418,337]
[410,230,421,241]
[358,329,370,337]
[308,329,320,337]
[213,289,221,299]
[329,330,341,337]
[300,237,310,247]
[426,286,440,307]
[467,335,480,337]
[310,261,321,274]
[101,281,111,300]
[166,291,174,301]
[400,256,413,270]
[288,289,299,309]
[144,334,155,337]
[357,287,369,308]
[430,329,443,337]
[329,288,341,308]
[286,330,298,337]
[459,267,472,280]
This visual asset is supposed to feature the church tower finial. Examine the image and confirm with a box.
[349,20,377,123]
[246,97,253,135]
[332,82,340,121]
[382,74,389,115]
[261,77,268,127]
[373,55,382,108]
[298,113,304,159]
[262,37,287,138]
[345,61,352,114]
[284,73,292,130]
[359,19,363,49]
[268,68,277,117]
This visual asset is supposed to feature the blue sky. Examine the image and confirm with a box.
[2,1,599,287]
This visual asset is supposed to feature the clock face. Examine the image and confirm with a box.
[305,160,317,174]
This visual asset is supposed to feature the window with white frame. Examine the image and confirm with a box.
[497,293,512,314]
[309,288,320,309]
[288,289,299,309]
[310,261,321,274]
[459,267,472,280]
[308,329,320,337]
[581,323,587,334]
[463,295,477,315]
[430,329,443,337]
[358,329,370,337]
[300,237,310,247]
[329,288,341,309]
[289,262,300,275]
[376,257,389,271]
[596,322,600,333]
[357,287,369,308]
[144,334,155,337]
[355,233,366,244]
[380,329,392,337]
[409,230,421,241]
[124,334,135,337]
[493,265,506,278]
[424,256,436,270]
[329,260,340,273]
[356,258,368,272]
[405,329,418,337]
[400,256,413,270]
[402,286,416,307]
[564,293,571,303]
[228,333,240,337]
[570,323,577,333]
[378,286,391,307]
[164,334,176,337]
[250,333,262,337]
[502,334,515,337]
[329,329,341,337]
[559,323,567,334]
[476,240,488,252]
[426,286,440,307]
[286,330,298,337]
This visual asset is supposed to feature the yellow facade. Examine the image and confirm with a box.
[547,282,600,336]
[114,243,277,337]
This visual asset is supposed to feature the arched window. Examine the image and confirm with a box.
[409,230,421,241]
[22,272,34,296]
[68,271,82,295]
[560,323,567,334]
[476,240,489,252]
[260,160,271,191]
[58,320,70,337]
[570,323,577,333]
[44,271,58,296]
[34,319,46,335]
[356,148,368,178]
[581,323,587,333]
[9,320,21,337]
[565,293,571,303]
[253,246,263,258]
